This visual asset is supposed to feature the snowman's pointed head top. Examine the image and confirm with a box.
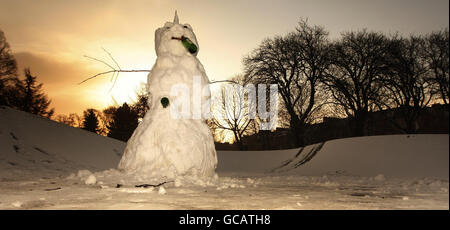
[154,11,199,57]
[173,10,179,24]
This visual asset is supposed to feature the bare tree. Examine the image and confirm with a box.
[424,29,449,106]
[212,76,255,150]
[383,35,434,133]
[55,113,82,127]
[322,30,388,136]
[101,106,118,131]
[55,114,70,125]
[243,19,331,147]
[56,114,72,126]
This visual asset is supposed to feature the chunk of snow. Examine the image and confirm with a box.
[84,175,96,185]
[66,173,76,180]
[118,188,154,194]
[158,186,166,195]
[374,174,385,181]
[174,178,182,187]
[429,181,442,187]
[12,201,22,208]
[196,179,206,187]
[77,170,92,178]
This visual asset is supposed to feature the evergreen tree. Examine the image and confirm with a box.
[0,29,18,106]
[82,109,100,134]
[13,68,54,118]
[107,103,138,141]
[132,89,150,120]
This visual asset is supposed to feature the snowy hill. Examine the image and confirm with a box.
[1,106,448,180]
[0,106,124,180]
[218,135,449,178]
[0,106,448,209]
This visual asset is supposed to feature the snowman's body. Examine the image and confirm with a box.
[118,12,217,179]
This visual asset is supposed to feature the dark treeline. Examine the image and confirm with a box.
[236,19,449,148]
[57,88,148,142]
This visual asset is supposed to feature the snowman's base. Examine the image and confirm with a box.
[88,168,220,190]
[118,115,218,180]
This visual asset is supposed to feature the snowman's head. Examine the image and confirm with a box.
[155,11,199,57]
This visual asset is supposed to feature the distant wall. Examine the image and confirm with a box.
[218,104,449,151]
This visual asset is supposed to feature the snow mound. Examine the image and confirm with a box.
[217,134,449,178]
[0,106,125,180]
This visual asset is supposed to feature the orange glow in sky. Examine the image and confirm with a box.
[0,0,448,115]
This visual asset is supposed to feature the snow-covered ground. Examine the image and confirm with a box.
[0,106,448,209]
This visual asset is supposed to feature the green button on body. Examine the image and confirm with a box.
[161,97,169,108]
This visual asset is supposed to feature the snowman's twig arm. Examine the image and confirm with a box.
[80,71,238,85]
[101,49,122,91]
[78,69,151,85]
[83,55,116,70]
[102,47,121,70]
[81,49,237,86]
[209,80,238,84]
[80,49,151,85]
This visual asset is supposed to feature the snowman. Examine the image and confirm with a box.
[118,12,217,179]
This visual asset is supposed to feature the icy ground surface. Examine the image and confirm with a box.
[0,172,448,209]
[0,106,448,209]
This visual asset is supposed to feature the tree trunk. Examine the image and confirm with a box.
[289,115,305,147]
[352,111,367,137]
[404,107,419,134]
[234,132,245,150]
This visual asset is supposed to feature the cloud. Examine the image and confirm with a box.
[13,51,149,115]
[14,52,92,85]
[13,52,114,115]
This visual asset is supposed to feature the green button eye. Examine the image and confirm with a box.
[161,97,169,108]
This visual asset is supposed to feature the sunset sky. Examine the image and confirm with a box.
[0,0,448,115]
